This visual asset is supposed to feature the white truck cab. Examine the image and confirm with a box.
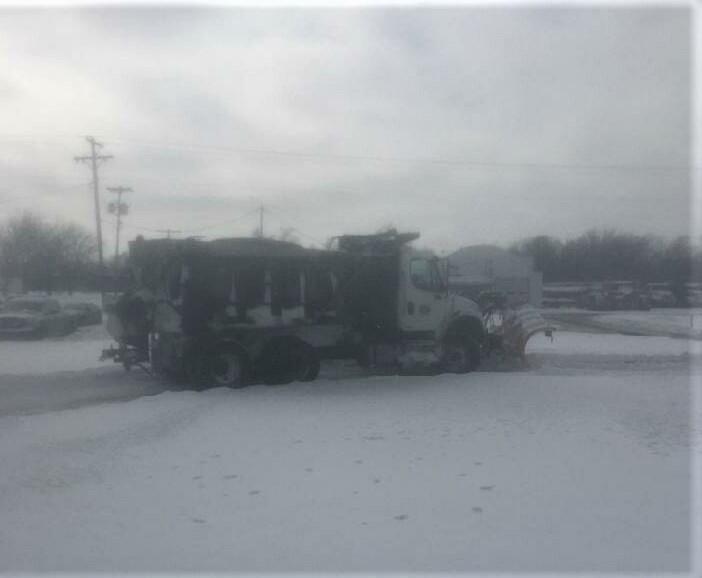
[393,243,485,372]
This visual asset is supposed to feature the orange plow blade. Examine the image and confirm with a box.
[500,305,555,358]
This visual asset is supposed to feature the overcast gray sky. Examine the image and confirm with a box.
[0,5,692,254]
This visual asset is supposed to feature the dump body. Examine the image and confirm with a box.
[106,237,352,379]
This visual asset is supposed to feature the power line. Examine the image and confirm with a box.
[106,207,261,238]
[104,218,162,234]
[185,207,261,235]
[0,182,91,205]
[97,137,699,173]
[0,134,85,147]
[0,131,696,172]
[22,181,93,193]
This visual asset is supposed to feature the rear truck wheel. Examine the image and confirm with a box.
[183,344,249,390]
[259,338,319,385]
[441,338,481,374]
[209,349,248,388]
[297,342,320,382]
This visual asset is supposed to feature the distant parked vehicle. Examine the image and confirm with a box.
[649,291,676,308]
[541,284,586,309]
[0,297,77,339]
[647,283,677,308]
[576,282,651,311]
[63,302,103,326]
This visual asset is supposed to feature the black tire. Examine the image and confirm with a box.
[259,338,318,385]
[184,345,249,389]
[208,347,249,389]
[442,338,481,374]
[298,343,320,382]
[465,338,481,370]
[32,323,47,340]
[182,350,209,389]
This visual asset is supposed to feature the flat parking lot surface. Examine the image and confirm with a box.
[0,317,698,573]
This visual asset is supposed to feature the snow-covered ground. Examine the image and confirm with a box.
[0,311,700,574]
[528,329,693,357]
[593,308,702,340]
[543,307,702,340]
[0,323,112,375]
[20,290,104,306]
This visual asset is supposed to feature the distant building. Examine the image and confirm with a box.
[448,245,542,307]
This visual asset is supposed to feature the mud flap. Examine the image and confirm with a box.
[501,305,554,358]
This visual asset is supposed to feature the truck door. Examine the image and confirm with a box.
[399,252,449,335]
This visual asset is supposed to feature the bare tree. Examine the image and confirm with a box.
[0,212,96,293]
[512,229,699,301]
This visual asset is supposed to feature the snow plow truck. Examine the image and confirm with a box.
[102,230,551,387]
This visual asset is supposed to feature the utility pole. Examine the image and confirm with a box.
[259,204,264,238]
[75,136,113,300]
[107,186,132,265]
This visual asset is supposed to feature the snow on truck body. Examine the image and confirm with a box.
[104,231,549,387]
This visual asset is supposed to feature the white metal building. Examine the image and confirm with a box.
[448,245,543,307]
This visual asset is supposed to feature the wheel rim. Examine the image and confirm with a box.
[212,352,243,386]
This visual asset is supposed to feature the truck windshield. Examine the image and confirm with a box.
[410,258,445,292]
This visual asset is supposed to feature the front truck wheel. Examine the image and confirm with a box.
[441,338,481,374]
[441,317,484,374]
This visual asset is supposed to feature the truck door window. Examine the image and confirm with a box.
[430,260,446,292]
[410,258,444,292]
